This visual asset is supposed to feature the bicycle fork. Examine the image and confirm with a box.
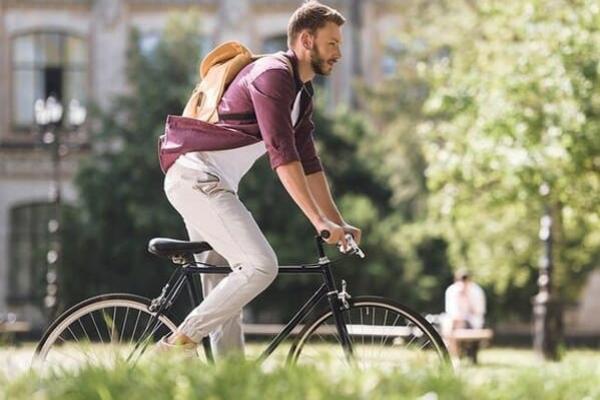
[322,263,355,364]
[327,289,355,362]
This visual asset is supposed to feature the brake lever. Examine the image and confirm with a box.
[338,234,366,259]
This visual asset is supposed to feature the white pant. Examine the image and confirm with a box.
[164,161,278,356]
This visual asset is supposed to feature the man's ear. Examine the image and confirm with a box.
[300,31,314,50]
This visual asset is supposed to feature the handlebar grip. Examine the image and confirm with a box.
[320,230,331,239]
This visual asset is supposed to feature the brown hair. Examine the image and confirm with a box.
[287,1,346,48]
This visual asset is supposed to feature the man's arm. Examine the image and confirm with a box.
[306,170,362,244]
[445,286,459,318]
[246,70,353,247]
[276,161,347,246]
[306,171,344,224]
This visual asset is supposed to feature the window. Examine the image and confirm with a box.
[11,32,88,127]
[8,203,56,304]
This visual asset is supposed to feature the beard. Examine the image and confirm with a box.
[309,45,331,76]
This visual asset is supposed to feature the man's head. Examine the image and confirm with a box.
[454,268,470,282]
[287,1,345,76]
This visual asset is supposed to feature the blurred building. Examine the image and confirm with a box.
[0,0,403,330]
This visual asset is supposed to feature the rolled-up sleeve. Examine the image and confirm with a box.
[249,69,300,170]
[295,101,323,175]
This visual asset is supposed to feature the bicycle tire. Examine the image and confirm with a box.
[288,296,450,369]
[33,293,182,367]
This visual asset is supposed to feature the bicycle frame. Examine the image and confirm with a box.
[146,236,354,364]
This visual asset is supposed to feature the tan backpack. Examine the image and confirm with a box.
[182,41,292,123]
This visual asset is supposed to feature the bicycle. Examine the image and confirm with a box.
[33,233,450,370]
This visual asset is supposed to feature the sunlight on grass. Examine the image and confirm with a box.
[1,346,599,399]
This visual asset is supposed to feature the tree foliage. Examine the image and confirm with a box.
[408,0,599,315]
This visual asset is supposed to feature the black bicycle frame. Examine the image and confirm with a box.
[148,236,354,364]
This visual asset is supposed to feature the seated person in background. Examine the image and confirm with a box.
[443,268,486,359]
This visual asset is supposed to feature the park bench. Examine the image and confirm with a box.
[0,320,31,345]
[244,323,425,339]
[444,328,494,363]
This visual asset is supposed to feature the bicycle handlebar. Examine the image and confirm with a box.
[319,230,331,240]
[318,230,365,259]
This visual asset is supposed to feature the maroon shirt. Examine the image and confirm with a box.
[159,49,322,175]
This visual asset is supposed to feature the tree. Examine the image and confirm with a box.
[416,0,600,323]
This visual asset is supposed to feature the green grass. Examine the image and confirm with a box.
[1,348,599,399]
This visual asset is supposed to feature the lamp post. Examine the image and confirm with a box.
[532,182,561,360]
[34,96,86,318]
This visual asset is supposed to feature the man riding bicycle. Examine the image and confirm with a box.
[158,1,361,357]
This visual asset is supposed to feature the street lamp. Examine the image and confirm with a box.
[34,96,86,318]
[532,182,561,360]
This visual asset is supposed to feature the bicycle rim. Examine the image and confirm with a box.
[289,296,450,371]
[33,294,179,369]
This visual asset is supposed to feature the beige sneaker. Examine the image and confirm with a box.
[155,334,198,358]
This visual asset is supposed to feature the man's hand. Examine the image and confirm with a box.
[341,223,362,245]
[315,219,348,247]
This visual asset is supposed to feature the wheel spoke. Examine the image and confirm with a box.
[371,307,376,362]
[379,310,389,348]
[75,319,102,366]
[404,333,419,349]
[120,308,130,344]
[291,299,448,369]
[89,311,105,345]
[35,297,178,369]
[136,314,155,345]
[112,306,117,344]
[380,314,402,348]
[131,310,142,342]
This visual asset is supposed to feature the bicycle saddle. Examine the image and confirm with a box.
[148,238,213,258]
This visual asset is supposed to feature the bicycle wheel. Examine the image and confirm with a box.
[288,296,450,370]
[33,293,185,368]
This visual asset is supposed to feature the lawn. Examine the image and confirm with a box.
[1,345,599,399]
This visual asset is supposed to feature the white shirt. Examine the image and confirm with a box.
[444,281,486,329]
[176,89,304,192]
[177,141,266,193]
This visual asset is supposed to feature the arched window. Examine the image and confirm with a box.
[11,32,88,128]
[8,202,56,304]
